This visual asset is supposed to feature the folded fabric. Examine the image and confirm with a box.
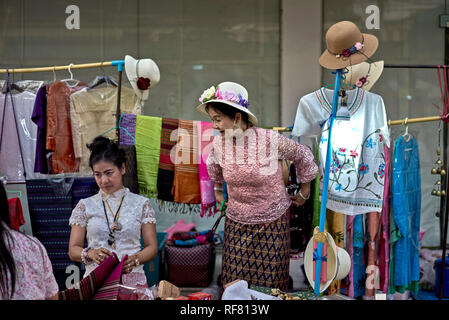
[119,113,137,146]
[58,253,127,300]
[312,233,327,283]
[164,218,196,240]
[171,120,201,204]
[135,115,162,198]
[8,197,25,231]
[197,121,217,217]
[157,118,179,201]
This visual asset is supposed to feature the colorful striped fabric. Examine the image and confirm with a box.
[26,177,98,289]
[171,120,201,204]
[135,115,162,198]
[58,253,126,300]
[157,118,179,201]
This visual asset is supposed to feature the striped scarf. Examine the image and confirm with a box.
[171,120,201,204]
[157,118,179,201]
[135,115,162,198]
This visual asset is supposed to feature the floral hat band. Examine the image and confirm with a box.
[199,86,250,109]
[328,36,365,59]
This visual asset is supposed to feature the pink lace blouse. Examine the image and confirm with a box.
[206,127,319,224]
[2,223,59,300]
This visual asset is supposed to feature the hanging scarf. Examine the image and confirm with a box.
[196,121,217,217]
[157,118,179,202]
[171,120,201,204]
[119,113,137,146]
[135,115,162,198]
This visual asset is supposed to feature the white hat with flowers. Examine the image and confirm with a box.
[196,81,258,125]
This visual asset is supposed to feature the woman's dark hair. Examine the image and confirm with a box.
[0,183,16,299]
[206,102,251,126]
[87,136,126,170]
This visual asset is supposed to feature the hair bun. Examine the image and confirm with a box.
[86,136,112,153]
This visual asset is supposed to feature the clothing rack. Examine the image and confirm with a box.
[277,62,449,299]
[0,60,125,143]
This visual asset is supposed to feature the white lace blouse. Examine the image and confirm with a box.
[69,187,156,287]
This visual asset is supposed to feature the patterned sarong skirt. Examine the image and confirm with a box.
[221,210,290,291]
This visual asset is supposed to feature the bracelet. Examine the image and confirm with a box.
[213,187,223,192]
[81,247,93,265]
[135,256,140,267]
[297,189,310,200]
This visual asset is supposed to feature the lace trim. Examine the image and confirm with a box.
[68,200,87,227]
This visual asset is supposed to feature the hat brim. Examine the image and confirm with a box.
[124,55,155,101]
[343,60,384,91]
[196,100,258,126]
[319,33,379,70]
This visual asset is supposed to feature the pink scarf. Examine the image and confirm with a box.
[196,121,217,217]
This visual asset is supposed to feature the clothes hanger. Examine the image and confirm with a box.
[2,70,24,94]
[88,63,118,90]
[52,66,57,83]
[403,117,411,142]
[61,63,80,87]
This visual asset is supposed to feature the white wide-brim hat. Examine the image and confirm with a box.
[304,227,351,293]
[124,55,160,101]
[196,81,258,126]
[343,60,384,91]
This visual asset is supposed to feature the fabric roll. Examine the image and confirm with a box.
[352,214,366,298]
[157,118,179,202]
[58,253,125,300]
[346,215,355,298]
[119,145,139,194]
[135,115,162,198]
[221,210,290,291]
[379,144,390,293]
[119,113,137,146]
[197,121,217,217]
[325,210,345,295]
[365,211,380,298]
[171,120,201,204]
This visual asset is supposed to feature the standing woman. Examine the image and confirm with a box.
[0,183,59,300]
[197,82,319,291]
[68,136,158,289]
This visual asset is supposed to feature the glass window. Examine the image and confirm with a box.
[0,0,280,126]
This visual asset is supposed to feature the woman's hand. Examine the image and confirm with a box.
[87,248,113,265]
[123,254,140,274]
[290,184,311,207]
